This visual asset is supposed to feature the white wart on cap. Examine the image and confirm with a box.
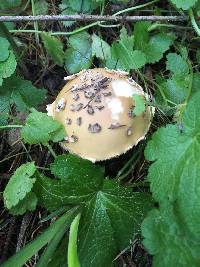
[47,68,153,162]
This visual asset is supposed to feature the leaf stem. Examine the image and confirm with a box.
[98,23,121,28]
[148,23,192,32]
[186,60,194,103]
[45,143,57,158]
[131,180,149,187]
[117,160,139,181]
[10,22,99,36]
[100,0,105,16]
[0,125,23,129]
[189,9,200,37]
[113,0,159,16]
[116,146,143,180]
[31,0,39,43]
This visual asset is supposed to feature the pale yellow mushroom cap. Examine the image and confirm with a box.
[47,68,153,162]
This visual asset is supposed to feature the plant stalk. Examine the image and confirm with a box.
[189,9,200,37]
[31,0,39,44]
[0,22,29,78]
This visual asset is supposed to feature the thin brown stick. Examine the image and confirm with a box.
[16,213,32,252]
[0,14,188,23]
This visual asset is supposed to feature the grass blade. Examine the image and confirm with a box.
[2,207,79,267]
[68,213,81,267]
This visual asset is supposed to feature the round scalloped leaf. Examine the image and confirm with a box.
[0,0,21,9]
[0,51,17,80]
[3,162,36,209]
[0,37,10,62]
[170,0,198,10]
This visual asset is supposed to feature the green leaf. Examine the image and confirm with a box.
[67,31,90,53]
[196,49,200,63]
[0,93,10,126]
[68,0,86,11]
[59,4,76,27]
[132,94,146,116]
[68,213,81,267]
[41,33,64,66]
[79,180,152,267]
[60,0,100,27]
[142,203,200,267]
[47,236,68,267]
[119,27,135,51]
[10,192,38,215]
[0,51,17,82]
[155,52,191,107]
[105,57,124,71]
[145,91,200,237]
[170,0,198,10]
[35,174,152,266]
[110,27,146,71]
[158,75,190,105]
[0,37,10,62]
[21,111,66,144]
[111,43,146,71]
[50,154,104,181]
[35,155,152,266]
[0,22,15,37]
[131,50,147,69]
[156,51,191,111]
[79,192,116,267]
[144,33,174,64]
[166,53,189,76]
[0,75,46,125]
[2,209,78,267]
[35,158,104,210]
[192,72,200,94]
[35,0,48,15]
[0,75,46,112]
[68,0,99,12]
[92,34,111,61]
[3,162,36,209]
[166,75,190,103]
[134,22,151,51]
[65,32,92,74]
[65,48,92,74]
[0,0,21,9]
[134,22,174,64]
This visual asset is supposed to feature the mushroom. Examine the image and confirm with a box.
[47,68,153,162]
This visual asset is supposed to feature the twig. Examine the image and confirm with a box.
[0,125,23,129]
[16,213,32,252]
[0,14,188,23]
[45,143,57,158]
